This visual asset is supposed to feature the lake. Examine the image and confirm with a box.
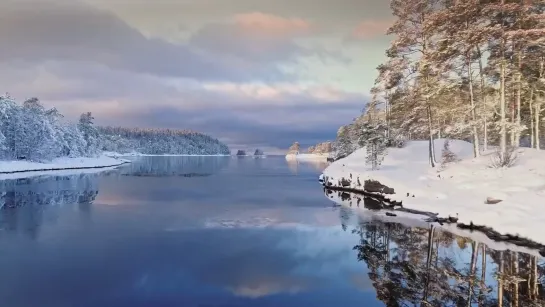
[0,156,543,306]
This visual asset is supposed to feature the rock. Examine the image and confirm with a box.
[364,180,395,194]
[485,197,503,204]
[236,150,246,156]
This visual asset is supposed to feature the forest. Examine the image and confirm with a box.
[0,95,230,162]
[335,0,545,167]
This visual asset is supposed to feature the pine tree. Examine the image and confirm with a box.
[357,122,388,170]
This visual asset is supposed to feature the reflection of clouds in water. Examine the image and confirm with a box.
[229,277,308,298]
[202,207,341,230]
[119,156,230,177]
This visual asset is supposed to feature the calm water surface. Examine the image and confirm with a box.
[0,156,543,307]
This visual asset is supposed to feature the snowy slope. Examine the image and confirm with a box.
[322,139,545,244]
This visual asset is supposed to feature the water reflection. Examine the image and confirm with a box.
[333,192,545,306]
[119,156,230,177]
[0,156,543,306]
[286,158,329,174]
[0,173,99,239]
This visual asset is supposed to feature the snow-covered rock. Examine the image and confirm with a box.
[322,139,545,245]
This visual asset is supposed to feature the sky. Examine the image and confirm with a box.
[0,0,393,153]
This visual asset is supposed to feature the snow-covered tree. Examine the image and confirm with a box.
[0,95,231,162]
[334,126,354,159]
[357,122,388,170]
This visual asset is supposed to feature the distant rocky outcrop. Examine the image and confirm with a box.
[236,150,246,156]
[307,141,333,154]
[287,142,300,155]
[254,149,264,156]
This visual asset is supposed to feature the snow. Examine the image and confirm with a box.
[0,155,130,180]
[322,139,545,245]
[325,191,544,258]
[285,153,330,161]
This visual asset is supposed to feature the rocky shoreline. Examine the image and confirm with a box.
[322,183,545,257]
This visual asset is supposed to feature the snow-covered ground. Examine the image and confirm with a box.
[0,156,130,180]
[285,153,330,161]
[325,191,544,258]
[322,139,545,245]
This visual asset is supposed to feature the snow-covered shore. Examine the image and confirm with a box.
[325,190,544,257]
[285,153,330,161]
[321,139,545,245]
[0,156,130,180]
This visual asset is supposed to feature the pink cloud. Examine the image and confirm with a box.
[233,12,311,37]
[351,19,393,39]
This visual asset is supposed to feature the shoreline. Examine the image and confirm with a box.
[324,189,545,258]
[0,156,131,180]
[321,139,545,245]
[0,161,131,175]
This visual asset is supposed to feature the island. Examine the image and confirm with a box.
[253,149,266,158]
[235,150,247,156]
[0,95,230,177]
[285,141,333,161]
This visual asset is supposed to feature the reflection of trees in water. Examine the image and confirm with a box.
[348,215,545,306]
[285,159,329,175]
[120,156,230,177]
[0,173,99,239]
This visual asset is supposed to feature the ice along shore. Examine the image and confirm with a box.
[320,139,545,246]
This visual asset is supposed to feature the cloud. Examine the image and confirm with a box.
[348,19,394,40]
[187,12,314,68]
[233,12,311,34]
[0,0,294,81]
[0,0,380,150]
[0,60,365,150]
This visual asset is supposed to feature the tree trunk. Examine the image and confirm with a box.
[467,241,478,306]
[511,74,516,146]
[477,46,488,152]
[498,251,504,307]
[479,244,487,307]
[468,56,480,157]
[423,226,435,303]
[515,50,522,147]
[500,55,507,158]
[513,252,519,307]
[533,256,538,299]
[530,88,535,148]
[499,0,507,160]
[537,101,542,150]
[427,104,436,167]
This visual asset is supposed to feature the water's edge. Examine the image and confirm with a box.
[322,185,545,257]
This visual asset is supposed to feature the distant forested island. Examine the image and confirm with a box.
[99,126,230,155]
[0,95,230,162]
